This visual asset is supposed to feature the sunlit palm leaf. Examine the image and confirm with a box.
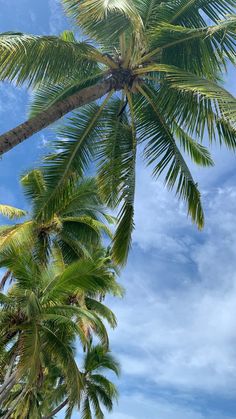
[29,72,104,118]
[62,0,143,45]
[157,0,235,26]
[0,205,26,220]
[35,94,112,223]
[0,33,99,86]
[135,64,236,125]
[143,18,236,75]
[21,169,46,202]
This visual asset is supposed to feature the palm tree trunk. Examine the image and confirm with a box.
[2,387,27,419]
[3,353,16,382]
[43,398,68,418]
[0,77,117,156]
[0,371,17,395]
[0,372,17,405]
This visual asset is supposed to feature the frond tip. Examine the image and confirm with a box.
[136,84,205,229]
[0,204,27,219]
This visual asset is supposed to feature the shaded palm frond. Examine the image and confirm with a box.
[135,84,204,228]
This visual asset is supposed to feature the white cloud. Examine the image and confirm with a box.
[111,278,236,394]
[105,161,236,418]
[108,394,231,419]
[133,164,191,253]
[37,134,50,149]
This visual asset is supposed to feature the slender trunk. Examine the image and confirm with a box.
[3,387,27,419]
[0,270,11,290]
[43,398,68,418]
[3,354,16,383]
[0,374,17,405]
[0,77,117,156]
[0,371,17,395]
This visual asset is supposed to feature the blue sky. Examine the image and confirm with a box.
[1,1,236,418]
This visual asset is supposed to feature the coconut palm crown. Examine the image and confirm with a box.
[0,0,236,263]
[0,170,114,265]
[0,235,121,418]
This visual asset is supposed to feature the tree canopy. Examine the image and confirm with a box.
[0,0,235,263]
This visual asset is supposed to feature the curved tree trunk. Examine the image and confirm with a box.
[0,78,116,156]
[43,398,69,418]
[3,387,27,419]
[0,371,17,395]
[0,372,17,405]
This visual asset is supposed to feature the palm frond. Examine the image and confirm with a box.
[159,65,236,124]
[29,70,104,118]
[81,396,92,419]
[135,64,236,126]
[18,323,41,383]
[0,205,26,220]
[0,221,33,253]
[20,169,46,202]
[0,33,99,86]
[111,92,137,265]
[157,0,235,26]
[85,298,117,329]
[49,258,113,299]
[62,217,112,237]
[152,83,236,148]
[136,84,204,228]
[58,177,109,223]
[142,18,236,75]
[62,0,143,45]
[83,345,120,376]
[35,94,113,223]
[91,374,119,400]
[88,389,104,418]
[172,122,214,167]
[41,325,82,403]
[97,96,133,208]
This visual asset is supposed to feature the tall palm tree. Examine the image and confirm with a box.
[0,1,235,262]
[0,169,113,264]
[0,237,121,417]
[80,344,120,419]
[42,345,120,418]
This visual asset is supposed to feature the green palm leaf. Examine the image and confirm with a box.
[62,0,143,45]
[85,298,117,329]
[29,72,104,118]
[143,18,236,75]
[0,33,99,86]
[135,64,236,125]
[21,170,46,202]
[97,97,134,208]
[0,205,26,220]
[158,0,235,25]
[152,84,236,148]
[136,84,204,228]
[35,94,112,222]
[172,123,214,167]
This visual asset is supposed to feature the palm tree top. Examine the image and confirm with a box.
[0,170,115,265]
[0,0,235,263]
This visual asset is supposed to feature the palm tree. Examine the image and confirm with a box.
[0,237,121,417]
[43,345,120,418]
[0,1,236,263]
[80,345,120,419]
[0,169,113,264]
